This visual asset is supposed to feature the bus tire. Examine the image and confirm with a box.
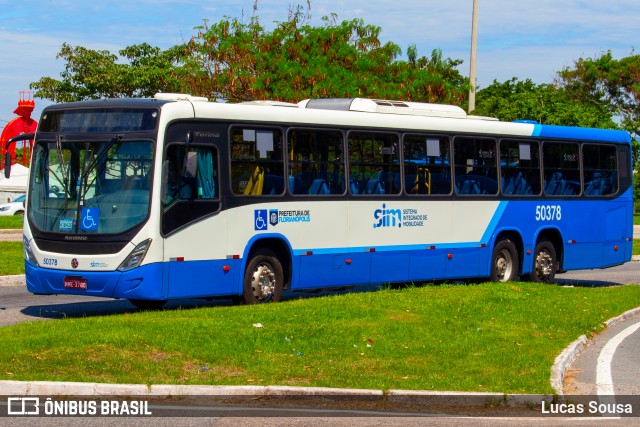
[490,239,519,282]
[243,249,283,304]
[129,299,167,310]
[528,240,557,283]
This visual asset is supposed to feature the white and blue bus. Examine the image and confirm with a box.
[5,94,634,309]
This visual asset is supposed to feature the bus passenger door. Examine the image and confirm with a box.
[161,140,230,298]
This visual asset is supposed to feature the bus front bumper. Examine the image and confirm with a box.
[25,262,165,300]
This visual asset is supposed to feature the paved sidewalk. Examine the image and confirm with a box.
[0,228,21,242]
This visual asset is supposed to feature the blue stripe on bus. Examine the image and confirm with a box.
[481,201,508,243]
[532,124,630,143]
[295,241,492,256]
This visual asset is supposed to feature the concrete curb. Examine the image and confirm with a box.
[549,306,640,395]
[0,380,551,409]
[0,381,384,398]
[0,274,24,287]
[549,335,587,395]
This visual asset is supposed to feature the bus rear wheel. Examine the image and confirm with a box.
[243,249,283,304]
[490,239,519,282]
[528,240,557,283]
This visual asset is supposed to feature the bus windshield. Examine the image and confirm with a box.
[29,137,154,235]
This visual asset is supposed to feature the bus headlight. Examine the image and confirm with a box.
[24,236,39,267]
[118,239,152,272]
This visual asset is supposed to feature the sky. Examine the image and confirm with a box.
[0,0,638,126]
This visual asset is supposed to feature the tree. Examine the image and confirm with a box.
[557,52,640,201]
[476,77,640,203]
[30,6,468,106]
[178,7,469,104]
[473,78,617,129]
[30,42,184,102]
[557,51,640,139]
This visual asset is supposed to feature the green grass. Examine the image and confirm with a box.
[0,215,23,229]
[0,242,23,275]
[635,239,640,256]
[0,282,638,394]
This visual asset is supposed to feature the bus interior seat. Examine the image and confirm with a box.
[545,172,565,195]
[349,180,359,194]
[503,172,533,195]
[262,174,284,195]
[366,179,385,194]
[378,171,400,194]
[308,178,330,194]
[289,175,306,194]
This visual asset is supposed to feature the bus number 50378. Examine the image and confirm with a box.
[535,205,562,221]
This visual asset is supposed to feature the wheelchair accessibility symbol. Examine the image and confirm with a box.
[80,208,100,231]
[254,209,268,231]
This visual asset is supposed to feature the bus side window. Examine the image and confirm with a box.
[453,137,498,195]
[543,142,580,196]
[403,134,451,195]
[499,140,541,196]
[583,144,618,196]
[348,132,400,196]
[288,129,345,195]
[230,127,284,196]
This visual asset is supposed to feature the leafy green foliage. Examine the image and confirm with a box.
[473,78,617,128]
[30,42,184,102]
[179,8,468,103]
[557,51,640,139]
[556,52,640,201]
[30,5,468,106]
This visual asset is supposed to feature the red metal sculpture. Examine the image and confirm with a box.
[1,91,38,167]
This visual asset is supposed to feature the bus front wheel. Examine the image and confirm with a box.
[490,239,519,282]
[528,240,557,283]
[243,249,284,304]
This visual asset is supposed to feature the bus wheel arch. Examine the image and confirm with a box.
[490,231,522,282]
[242,238,291,304]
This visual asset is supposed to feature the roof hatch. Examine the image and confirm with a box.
[299,98,467,119]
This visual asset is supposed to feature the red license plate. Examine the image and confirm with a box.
[64,278,87,290]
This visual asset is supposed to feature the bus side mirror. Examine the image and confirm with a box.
[4,153,11,178]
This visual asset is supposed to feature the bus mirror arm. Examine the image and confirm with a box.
[4,153,11,178]
[4,132,35,178]
[180,131,199,181]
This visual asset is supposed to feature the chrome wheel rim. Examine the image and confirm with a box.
[535,250,553,279]
[251,263,276,302]
[495,248,513,282]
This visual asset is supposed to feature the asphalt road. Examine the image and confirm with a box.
[564,312,640,395]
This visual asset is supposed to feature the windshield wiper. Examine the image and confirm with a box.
[79,134,123,200]
[54,134,71,196]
